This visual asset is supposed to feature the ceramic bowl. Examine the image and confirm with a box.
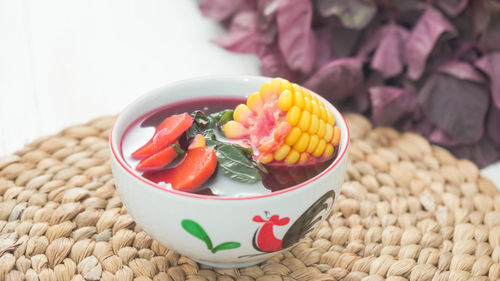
[109,76,349,268]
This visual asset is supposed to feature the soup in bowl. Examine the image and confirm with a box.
[110,76,349,268]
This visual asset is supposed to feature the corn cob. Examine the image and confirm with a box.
[223,78,341,165]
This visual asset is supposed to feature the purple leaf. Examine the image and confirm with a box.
[435,0,469,17]
[450,137,500,168]
[428,127,475,146]
[475,52,500,108]
[401,118,436,138]
[487,103,500,147]
[357,25,388,58]
[213,11,258,54]
[304,58,363,101]
[371,24,410,78]
[453,42,482,64]
[258,0,279,17]
[199,0,241,21]
[258,22,278,45]
[256,0,279,45]
[418,73,489,144]
[471,0,491,37]
[395,1,428,27]
[406,7,457,80]
[316,0,377,29]
[330,26,362,58]
[198,0,500,168]
[394,0,423,12]
[437,60,486,83]
[358,72,385,113]
[276,0,315,74]
[479,15,500,52]
[256,44,298,80]
[369,86,419,126]
[313,27,333,70]
[488,0,500,11]
[353,90,370,113]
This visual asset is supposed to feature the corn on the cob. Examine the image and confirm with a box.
[224,78,341,164]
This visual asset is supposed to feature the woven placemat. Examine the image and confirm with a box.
[0,114,499,281]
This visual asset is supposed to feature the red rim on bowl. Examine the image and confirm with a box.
[109,77,350,201]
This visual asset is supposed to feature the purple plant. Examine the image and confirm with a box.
[200,0,500,167]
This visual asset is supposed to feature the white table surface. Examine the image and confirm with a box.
[0,0,499,187]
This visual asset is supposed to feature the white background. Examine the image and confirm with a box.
[0,0,498,186]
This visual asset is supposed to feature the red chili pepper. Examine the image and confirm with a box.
[135,143,184,172]
[132,113,193,159]
[145,146,217,192]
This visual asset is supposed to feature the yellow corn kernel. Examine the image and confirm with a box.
[303,89,312,99]
[247,92,263,111]
[299,152,309,164]
[259,153,274,164]
[318,119,326,138]
[279,78,294,93]
[261,81,277,101]
[323,144,334,158]
[278,89,293,111]
[293,132,310,152]
[292,83,302,93]
[319,104,327,121]
[293,89,305,109]
[286,106,301,126]
[285,126,302,146]
[308,114,319,134]
[325,123,334,142]
[332,126,341,146]
[306,134,319,153]
[313,139,326,157]
[304,97,313,112]
[223,120,249,139]
[285,149,300,164]
[311,99,320,116]
[311,93,319,103]
[269,78,281,93]
[269,78,291,100]
[298,110,311,132]
[234,104,253,124]
[274,144,291,161]
[327,111,335,125]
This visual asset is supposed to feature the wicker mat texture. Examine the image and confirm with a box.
[0,114,499,281]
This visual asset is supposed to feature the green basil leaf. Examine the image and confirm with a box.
[210,109,233,129]
[203,129,216,141]
[209,109,234,136]
[209,110,233,124]
[215,143,262,183]
[187,111,214,142]
[181,219,213,250]
[191,110,212,126]
[234,144,253,158]
[211,241,241,253]
[187,110,262,184]
[218,110,234,127]
[205,138,219,148]
[188,110,234,141]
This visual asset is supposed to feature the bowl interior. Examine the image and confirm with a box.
[110,76,350,200]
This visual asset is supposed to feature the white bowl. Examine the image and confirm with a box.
[109,76,349,268]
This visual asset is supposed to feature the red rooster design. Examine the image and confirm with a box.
[251,190,335,253]
[252,214,290,252]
